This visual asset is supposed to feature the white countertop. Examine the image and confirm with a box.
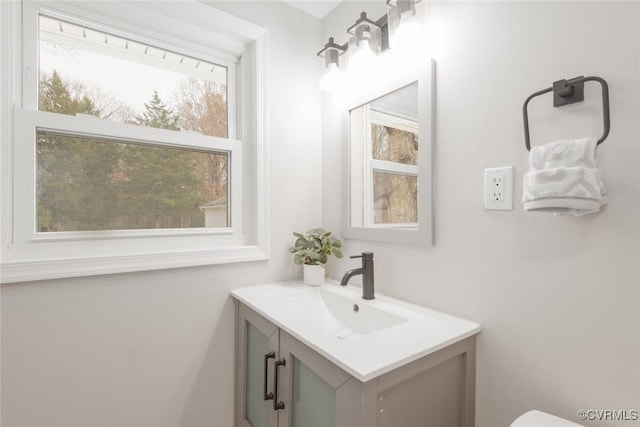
[231,281,481,382]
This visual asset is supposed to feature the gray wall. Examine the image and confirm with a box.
[323,2,640,427]
[1,2,322,426]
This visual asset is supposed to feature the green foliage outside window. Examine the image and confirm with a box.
[37,71,229,232]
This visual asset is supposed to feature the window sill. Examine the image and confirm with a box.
[0,245,269,284]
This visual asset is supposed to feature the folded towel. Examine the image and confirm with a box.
[523,138,607,216]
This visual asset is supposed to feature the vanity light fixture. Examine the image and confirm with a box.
[317,37,346,91]
[317,0,423,91]
[346,12,382,61]
[317,37,346,69]
[346,12,382,75]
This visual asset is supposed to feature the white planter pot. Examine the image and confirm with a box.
[303,264,325,286]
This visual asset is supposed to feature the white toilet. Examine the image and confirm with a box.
[511,410,586,427]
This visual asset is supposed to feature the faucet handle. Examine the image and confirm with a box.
[350,252,373,260]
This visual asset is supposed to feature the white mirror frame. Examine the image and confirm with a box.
[342,58,434,246]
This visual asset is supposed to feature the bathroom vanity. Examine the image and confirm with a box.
[231,282,481,427]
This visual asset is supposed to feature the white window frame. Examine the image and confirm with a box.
[14,109,244,241]
[24,6,239,138]
[365,108,419,228]
[0,1,271,283]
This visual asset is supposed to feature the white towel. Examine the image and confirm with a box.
[523,138,607,216]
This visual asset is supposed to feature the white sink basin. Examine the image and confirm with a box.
[319,286,407,338]
[231,282,481,382]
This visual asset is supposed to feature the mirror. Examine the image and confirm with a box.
[343,60,433,245]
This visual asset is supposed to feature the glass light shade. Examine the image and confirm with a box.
[346,12,382,54]
[387,0,421,50]
[323,47,340,68]
[348,22,381,54]
[317,37,346,91]
[347,23,381,74]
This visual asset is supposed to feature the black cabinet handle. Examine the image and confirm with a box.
[273,357,286,411]
[263,351,275,401]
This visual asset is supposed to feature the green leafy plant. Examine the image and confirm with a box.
[289,228,343,267]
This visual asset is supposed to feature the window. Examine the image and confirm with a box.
[369,109,419,226]
[1,1,270,282]
[36,13,234,233]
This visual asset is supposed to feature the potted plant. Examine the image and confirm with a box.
[289,228,343,286]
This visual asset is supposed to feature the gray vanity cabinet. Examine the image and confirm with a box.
[235,301,477,427]
[237,302,356,427]
[236,303,279,427]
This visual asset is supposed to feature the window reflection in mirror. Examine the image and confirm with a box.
[344,59,433,246]
[350,82,419,228]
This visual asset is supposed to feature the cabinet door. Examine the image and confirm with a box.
[237,303,279,427]
[375,337,476,427]
[278,331,356,427]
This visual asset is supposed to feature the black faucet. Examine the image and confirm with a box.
[340,252,375,300]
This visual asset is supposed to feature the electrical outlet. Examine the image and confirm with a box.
[491,174,505,202]
[484,166,513,210]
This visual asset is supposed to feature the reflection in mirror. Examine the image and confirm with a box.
[349,83,419,228]
[343,60,432,246]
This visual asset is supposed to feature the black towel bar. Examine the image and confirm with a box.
[522,76,610,151]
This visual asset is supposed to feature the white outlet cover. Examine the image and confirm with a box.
[484,166,514,210]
